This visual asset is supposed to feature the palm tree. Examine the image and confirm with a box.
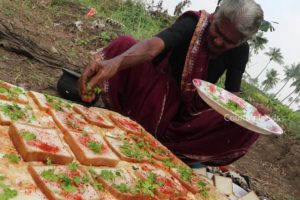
[255,47,284,80]
[274,63,300,98]
[289,94,300,107]
[261,69,279,91]
[249,32,268,54]
[281,73,300,103]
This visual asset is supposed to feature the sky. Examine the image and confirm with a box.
[149,0,300,110]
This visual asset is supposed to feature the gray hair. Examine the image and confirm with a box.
[215,0,264,39]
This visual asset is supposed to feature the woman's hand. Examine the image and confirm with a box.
[79,58,121,102]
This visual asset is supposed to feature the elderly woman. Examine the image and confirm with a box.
[76,0,264,166]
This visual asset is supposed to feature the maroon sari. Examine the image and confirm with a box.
[97,11,259,166]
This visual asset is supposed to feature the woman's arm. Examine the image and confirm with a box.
[79,37,165,102]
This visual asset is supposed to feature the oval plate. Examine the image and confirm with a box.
[192,79,283,135]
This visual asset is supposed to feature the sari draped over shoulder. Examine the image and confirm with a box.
[97,11,259,166]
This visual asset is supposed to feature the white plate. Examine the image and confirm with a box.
[192,79,283,135]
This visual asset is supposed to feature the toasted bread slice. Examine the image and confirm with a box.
[0,80,29,104]
[108,112,144,135]
[238,191,259,200]
[191,171,228,200]
[9,122,73,164]
[104,134,149,163]
[64,130,119,166]
[0,125,18,155]
[92,166,155,200]
[0,158,47,200]
[29,91,73,113]
[0,100,55,127]
[73,104,115,128]
[28,164,100,200]
[213,175,233,195]
[132,163,188,199]
[49,109,95,134]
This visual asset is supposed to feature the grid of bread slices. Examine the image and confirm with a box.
[0,80,227,200]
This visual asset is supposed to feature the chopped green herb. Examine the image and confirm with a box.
[0,183,18,199]
[177,165,192,182]
[88,167,97,178]
[130,172,159,196]
[94,86,101,95]
[82,176,89,183]
[0,104,25,120]
[20,131,36,141]
[93,182,104,191]
[3,154,20,164]
[119,140,146,160]
[73,176,82,185]
[162,159,176,168]
[44,94,71,112]
[46,157,52,165]
[41,169,59,182]
[0,88,8,93]
[114,183,129,193]
[87,141,102,154]
[224,100,245,116]
[68,162,79,171]
[100,170,115,181]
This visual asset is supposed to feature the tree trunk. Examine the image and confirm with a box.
[255,59,272,80]
[0,17,81,72]
[288,92,300,107]
[281,88,296,103]
[274,80,289,98]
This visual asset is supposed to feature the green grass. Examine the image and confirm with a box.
[74,0,174,39]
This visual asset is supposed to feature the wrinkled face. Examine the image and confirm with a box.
[207,17,245,56]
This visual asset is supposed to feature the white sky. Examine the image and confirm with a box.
[149,0,300,110]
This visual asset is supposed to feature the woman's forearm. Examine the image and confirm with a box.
[112,37,165,71]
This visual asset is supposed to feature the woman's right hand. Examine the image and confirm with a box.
[79,58,121,102]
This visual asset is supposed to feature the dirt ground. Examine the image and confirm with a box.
[0,1,299,199]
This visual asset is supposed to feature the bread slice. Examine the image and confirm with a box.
[28,164,100,200]
[0,158,47,200]
[64,130,119,166]
[0,125,18,155]
[191,171,228,200]
[213,175,233,195]
[9,122,73,164]
[92,166,155,200]
[104,134,150,163]
[49,109,95,134]
[132,163,188,199]
[73,104,115,128]
[28,91,73,113]
[0,99,55,127]
[238,191,260,200]
[0,80,29,104]
[108,112,144,135]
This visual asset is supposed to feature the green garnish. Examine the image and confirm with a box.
[88,167,97,178]
[20,131,36,141]
[0,88,8,93]
[68,162,79,171]
[0,104,25,120]
[114,183,129,193]
[177,165,192,182]
[130,172,161,196]
[93,182,104,191]
[162,159,176,168]
[41,169,60,182]
[3,154,20,164]
[100,170,115,181]
[119,140,146,160]
[198,181,209,198]
[46,157,52,165]
[73,176,82,185]
[44,94,71,112]
[61,176,76,193]
[0,180,18,199]
[224,100,245,116]
[87,141,102,154]
[94,86,101,95]
[65,119,81,130]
